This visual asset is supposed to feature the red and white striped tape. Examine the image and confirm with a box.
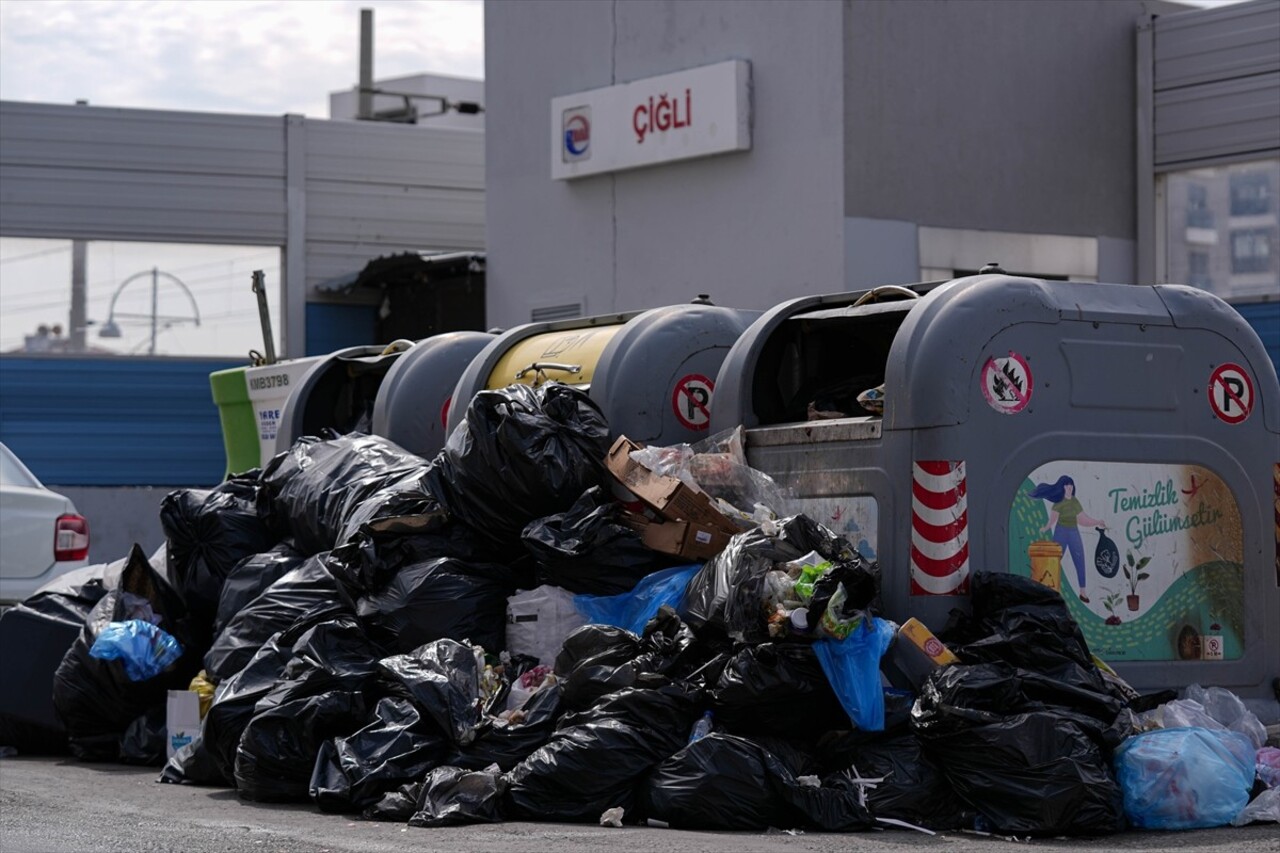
[910,460,970,596]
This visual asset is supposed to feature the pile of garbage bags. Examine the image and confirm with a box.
[1,380,1277,835]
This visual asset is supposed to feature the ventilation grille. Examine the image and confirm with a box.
[531,302,583,322]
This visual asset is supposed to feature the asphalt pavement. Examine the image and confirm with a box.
[1,756,1277,853]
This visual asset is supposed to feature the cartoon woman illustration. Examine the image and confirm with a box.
[1028,475,1107,603]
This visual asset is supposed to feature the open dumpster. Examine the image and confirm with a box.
[448,300,761,447]
[711,273,1280,702]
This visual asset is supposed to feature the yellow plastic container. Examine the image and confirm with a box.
[1027,540,1064,591]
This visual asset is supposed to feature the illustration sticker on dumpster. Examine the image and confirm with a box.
[671,374,714,431]
[980,351,1032,414]
[1008,460,1244,662]
[789,496,878,562]
[1207,363,1254,425]
[910,460,970,596]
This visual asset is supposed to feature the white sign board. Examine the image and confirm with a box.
[551,60,751,180]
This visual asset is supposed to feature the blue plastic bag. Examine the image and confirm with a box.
[88,619,184,682]
[813,615,895,731]
[574,564,700,635]
[1114,727,1255,830]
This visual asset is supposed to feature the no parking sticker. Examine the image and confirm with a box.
[672,374,714,431]
[981,351,1032,415]
[1208,363,1254,425]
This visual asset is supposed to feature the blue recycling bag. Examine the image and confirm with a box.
[813,615,896,731]
[1114,727,1254,830]
[574,564,701,635]
[89,619,184,682]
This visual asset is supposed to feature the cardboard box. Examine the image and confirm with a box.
[166,690,202,759]
[605,436,741,535]
[881,617,959,691]
[623,512,731,561]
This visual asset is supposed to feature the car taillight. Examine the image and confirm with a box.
[54,514,90,561]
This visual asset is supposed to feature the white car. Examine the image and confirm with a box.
[0,442,90,603]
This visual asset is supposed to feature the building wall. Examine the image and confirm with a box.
[484,0,847,328]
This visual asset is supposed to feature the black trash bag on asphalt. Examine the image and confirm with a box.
[161,472,280,633]
[409,765,507,827]
[233,615,383,802]
[680,514,875,643]
[204,554,347,682]
[202,603,347,784]
[421,383,611,555]
[52,545,204,762]
[355,558,515,656]
[0,558,130,753]
[643,732,873,832]
[159,730,225,786]
[260,433,430,555]
[503,684,701,823]
[521,486,681,595]
[118,706,167,766]
[362,781,423,822]
[711,641,849,737]
[310,696,448,814]
[376,640,487,746]
[819,732,967,830]
[212,540,307,638]
[448,681,564,772]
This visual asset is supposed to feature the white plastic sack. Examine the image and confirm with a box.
[505,585,587,666]
[1232,788,1280,826]
[1183,684,1268,750]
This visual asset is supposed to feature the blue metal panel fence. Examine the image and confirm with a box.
[1233,301,1278,374]
[0,356,237,486]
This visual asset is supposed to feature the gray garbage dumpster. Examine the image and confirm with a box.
[448,301,761,447]
[712,274,1280,703]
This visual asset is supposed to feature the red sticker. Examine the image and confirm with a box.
[1207,363,1254,425]
[440,396,452,430]
[981,351,1032,415]
[671,374,714,431]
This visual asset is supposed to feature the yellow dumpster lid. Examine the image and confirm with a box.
[486,324,624,390]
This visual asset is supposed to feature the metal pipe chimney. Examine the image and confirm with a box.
[358,9,374,120]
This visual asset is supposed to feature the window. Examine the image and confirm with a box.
[1231,229,1272,275]
[1187,250,1211,290]
[1230,173,1272,217]
[1186,184,1213,228]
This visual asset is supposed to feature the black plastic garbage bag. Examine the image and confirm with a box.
[449,681,564,772]
[680,514,875,643]
[327,514,495,596]
[362,781,424,822]
[0,558,130,752]
[118,706,167,766]
[711,642,848,737]
[338,469,443,546]
[503,684,701,822]
[260,433,430,555]
[204,554,347,682]
[233,616,382,802]
[52,545,204,762]
[158,730,225,786]
[356,558,515,656]
[310,696,448,813]
[643,733,873,831]
[212,540,307,638]
[521,487,680,595]
[421,383,611,554]
[376,640,486,746]
[820,732,967,830]
[161,473,280,632]
[409,765,507,827]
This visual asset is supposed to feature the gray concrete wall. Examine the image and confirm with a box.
[484,0,847,328]
[59,486,170,566]
[843,0,1162,241]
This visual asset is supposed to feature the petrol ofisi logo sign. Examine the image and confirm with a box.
[562,107,591,162]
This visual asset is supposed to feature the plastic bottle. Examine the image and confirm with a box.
[688,710,714,744]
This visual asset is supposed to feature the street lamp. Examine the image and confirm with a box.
[98,267,201,355]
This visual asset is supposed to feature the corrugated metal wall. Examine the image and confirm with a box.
[1152,0,1280,168]
[1235,301,1280,372]
[0,356,236,486]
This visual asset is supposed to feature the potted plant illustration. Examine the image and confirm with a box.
[1122,551,1150,611]
[1101,589,1124,625]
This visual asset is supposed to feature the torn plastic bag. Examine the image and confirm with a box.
[260,433,430,555]
[574,564,700,636]
[503,684,701,822]
[1232,787,1280,826]
[421,383,612,555]
[212,540,307,638]
[644,732,872,831]
[202,601,349,783]
[812,616,896,731]
[356,558,515,656]
[712,642,849,737]
[449,681,564,772]
[506,585,587,666]
[337,469,443,546]
[820,732,967,830]
[0,558,131,752]
[377,640,486,746]
[160,473,280,632]
[233,616,382,802]
[409,765,506,827]
[52,545,203,762]
[521,486,681,595]
[204,554,346,682]
[1181,684,1268,750]
[1114,727,1254,830]
[310,696,447,813]
[327,512,497,596]
[89,620,183,682]
[679,514,874,643]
